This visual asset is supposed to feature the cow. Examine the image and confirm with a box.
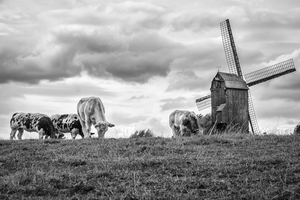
[50,114,95,139]
[77,97,115,138]
[10,112,57,140]
[294,123,300,135]
[169,110,202,137]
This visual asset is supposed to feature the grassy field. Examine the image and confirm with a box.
[1,134,300,199]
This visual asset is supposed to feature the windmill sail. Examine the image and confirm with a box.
[196,95,211,111]
[248,90,260,134]
[220,19,243,77]
[220,19,260,134]
[245,59,296,87]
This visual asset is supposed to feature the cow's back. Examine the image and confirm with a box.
[77,97,106,122]
[10,112,48,132]
[169,110,185,127]
[51,114,69,132]
[68,114,82,131]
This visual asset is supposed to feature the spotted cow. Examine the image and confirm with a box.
[77,97,115,138]
[10,112,57,140]
[169,110,202,137]
[294,123,300,135]
[50,114,95,139]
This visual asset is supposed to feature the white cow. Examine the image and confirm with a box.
[169,110,202,137]
[77,97,115,138]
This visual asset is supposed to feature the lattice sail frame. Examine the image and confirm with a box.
[220,19,260,135]
[245,59,296,87]
[220,19,243,77]
[196,95,211,111]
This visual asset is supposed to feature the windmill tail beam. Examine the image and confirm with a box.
[245,58,296,87]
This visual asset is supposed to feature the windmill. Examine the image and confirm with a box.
[196,19,296,134]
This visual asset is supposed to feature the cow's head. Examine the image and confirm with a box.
[181,112,202,136]
[95,121,115,138]
[37,116,57,139]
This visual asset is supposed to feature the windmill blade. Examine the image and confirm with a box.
[248,90,260,134]
[245,59,296,87]
[220,19,243,78]
[196,95,211,111]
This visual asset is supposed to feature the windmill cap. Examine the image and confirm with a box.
[211,72,248,90]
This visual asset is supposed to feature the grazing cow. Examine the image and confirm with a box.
[50,114,95,139]
[169,110,202,137]
[10,112,56,140]
[294,123,300,135]
[77,97,115,138]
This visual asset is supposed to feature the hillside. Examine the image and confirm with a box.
[1,134,300,199]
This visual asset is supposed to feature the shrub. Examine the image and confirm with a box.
[197,113,212,134]
[130,129,154,138]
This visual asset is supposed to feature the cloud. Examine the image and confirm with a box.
[134,117,169,136]
[166,70,206,91]
[4,1,298,85]
[0,1,187,84]
[160,97,195,111]
[129,95,148,100]
[110,112,148,125]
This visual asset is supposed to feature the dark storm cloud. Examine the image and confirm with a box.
[1,0,299,86]
[0,1,185,84]
[0,45,81,84]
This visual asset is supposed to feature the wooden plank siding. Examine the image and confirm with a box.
[226,89,248,131]
[210,72,249,133]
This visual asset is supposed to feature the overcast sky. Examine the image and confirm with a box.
[1,0,300,139]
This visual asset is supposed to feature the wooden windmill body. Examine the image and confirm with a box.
[211,72,249,132]
[196,19,296,134]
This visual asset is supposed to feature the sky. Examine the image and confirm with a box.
[0,0,300,139]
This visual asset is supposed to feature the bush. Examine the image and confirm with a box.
[130,129,154,138]
[197,113,212,134]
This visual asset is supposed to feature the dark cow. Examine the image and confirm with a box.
[10,112,56,140]
[77,97,115,138]
[294,123,300,135]
[169,110,202,137]
[50,114,93,139]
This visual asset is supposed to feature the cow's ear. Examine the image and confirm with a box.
[107,122,115,127]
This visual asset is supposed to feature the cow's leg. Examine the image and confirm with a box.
[70,129,77,139]
[10,129,17,140]
[37,128,44,140]
[17,128,24,140]
[85,119,92,138]
[78,118,88,138]
[171,125,180,138]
